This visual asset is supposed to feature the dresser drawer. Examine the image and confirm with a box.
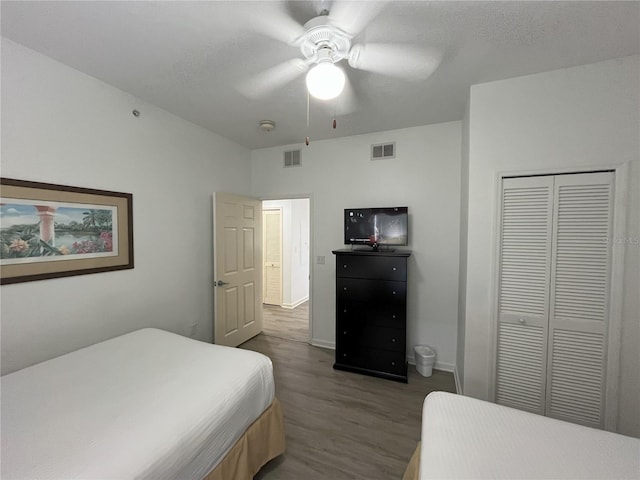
[336,347,406,376]
[336,255,407,281]
[337,324,405,352]
[337,278,406,304]
[337,300,406,328]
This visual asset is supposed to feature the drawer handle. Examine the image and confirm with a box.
[392,314,396,319]
[391,361,396,366]
[519,318,525,324]
[343,309,347,313]
[343,330,347,335]
[343,264,348,269]
[392,267,397,271]
[391,338,396,343]
[343,287,348,291]
[343,353,347,358]
[392,291,396,295]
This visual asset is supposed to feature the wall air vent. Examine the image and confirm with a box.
[284,149,301,167]
[371,142,396,160]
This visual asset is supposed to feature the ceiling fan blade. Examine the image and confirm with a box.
[245,3,306,45]
[328,0,389,37]
[237,58,309,99]
[348,43,443,81]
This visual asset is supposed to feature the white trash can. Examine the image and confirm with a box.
[414,345,436,377]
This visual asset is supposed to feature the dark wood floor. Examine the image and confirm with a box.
[240,334,456,480]
[262,302,309,343]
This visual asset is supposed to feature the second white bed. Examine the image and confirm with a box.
[419,392,639,480]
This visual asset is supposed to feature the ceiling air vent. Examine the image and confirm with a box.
[371,142,396,160]
[284,150,301,167]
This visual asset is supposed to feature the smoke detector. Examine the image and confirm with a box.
[259,120,276,132]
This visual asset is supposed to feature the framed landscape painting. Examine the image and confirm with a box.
[0,178,133,285]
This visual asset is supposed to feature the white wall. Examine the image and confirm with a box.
[463,55,640,436]
[0,39,252,374]
[252,123,462,369]
[262,198,310,308]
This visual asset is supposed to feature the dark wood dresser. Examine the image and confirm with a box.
[332,249,411,383]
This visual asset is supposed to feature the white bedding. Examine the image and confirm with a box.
[1,328,275,480]
[420,392,640,480]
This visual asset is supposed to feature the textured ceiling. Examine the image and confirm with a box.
[2,1,639,149]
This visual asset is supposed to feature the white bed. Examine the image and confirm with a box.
[1,328,285,480]
[405,391,639,480]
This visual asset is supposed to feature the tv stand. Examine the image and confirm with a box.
[332,249,411,383]
[352,245,396,253]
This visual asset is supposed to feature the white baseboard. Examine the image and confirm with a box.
[311,338,335,350]
[282,296,309,309]
[434,361,455,372]
[454,367,462,394]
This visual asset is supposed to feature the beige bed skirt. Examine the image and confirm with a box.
[402,442,420,480]
[203,397,286,480]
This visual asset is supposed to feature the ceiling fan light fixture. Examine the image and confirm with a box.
[305,61,346,100]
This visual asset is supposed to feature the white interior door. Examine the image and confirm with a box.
[263,208,282,306]
[495,175,554,415]
[213,192,262,347]
[546,172,614,428]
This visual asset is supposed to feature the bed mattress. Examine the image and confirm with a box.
[1,328,275,480]
[419,392,639,480]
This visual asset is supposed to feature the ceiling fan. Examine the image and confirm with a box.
[238,1,442,107]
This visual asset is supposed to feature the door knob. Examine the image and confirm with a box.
[214,280,228,287]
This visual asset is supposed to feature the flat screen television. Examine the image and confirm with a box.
[344,207,408,249]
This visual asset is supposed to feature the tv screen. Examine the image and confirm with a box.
[344,207,408,247]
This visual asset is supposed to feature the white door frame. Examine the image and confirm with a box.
[488,163,628,432]
[260,193,313,344]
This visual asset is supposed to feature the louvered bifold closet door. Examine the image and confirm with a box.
[495,176,554,414]
[546,172,614,428]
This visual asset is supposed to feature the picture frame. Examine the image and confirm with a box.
[0,178,133,285]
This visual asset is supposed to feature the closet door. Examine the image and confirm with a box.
[546,172,614,428]
[495,176,554,414]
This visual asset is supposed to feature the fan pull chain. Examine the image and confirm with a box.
[305,92,310,146]
[333,101,337,129]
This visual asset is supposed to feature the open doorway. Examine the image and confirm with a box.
[261,198,310,343]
